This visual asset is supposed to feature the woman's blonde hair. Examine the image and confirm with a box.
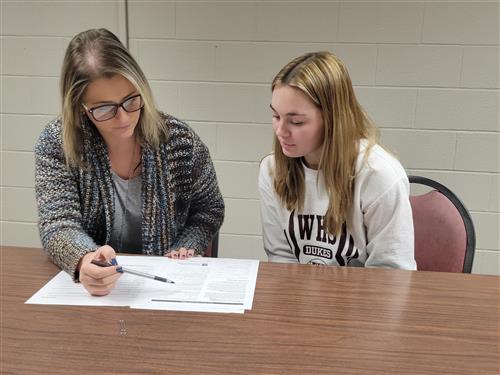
[60,28,165,167]
[271,51,379,235]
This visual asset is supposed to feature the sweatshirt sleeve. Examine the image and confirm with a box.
[258,156,298,263]
[363,176,416,270]
[34,121,98,280]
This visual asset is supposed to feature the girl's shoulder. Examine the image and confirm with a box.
[355,141,408,197]
[357,141,407,181]
[260,153,275,169]
[258,154,276,184]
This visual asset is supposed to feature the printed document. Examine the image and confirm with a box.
[26,256,259,314]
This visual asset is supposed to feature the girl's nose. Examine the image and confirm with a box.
[274,120,288,137]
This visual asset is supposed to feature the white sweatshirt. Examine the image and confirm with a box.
[258,142,416,270]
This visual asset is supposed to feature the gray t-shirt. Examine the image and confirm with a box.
[109,171,142,253]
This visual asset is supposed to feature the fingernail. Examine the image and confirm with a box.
[111,258,118,266]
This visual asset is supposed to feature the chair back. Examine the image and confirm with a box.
[408,176,475,273]
[205,232,219,258]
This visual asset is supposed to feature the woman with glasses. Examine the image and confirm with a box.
[34,29,224,296]
[259,52,416,269]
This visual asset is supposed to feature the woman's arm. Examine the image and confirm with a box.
[168,133,224,255]
[34,121,98,279]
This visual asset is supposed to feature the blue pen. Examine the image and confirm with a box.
[91,259,175,284]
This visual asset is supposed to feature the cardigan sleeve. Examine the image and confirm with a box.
[168,132,224,255]
[34,120,98,280]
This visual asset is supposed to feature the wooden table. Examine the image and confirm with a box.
[1,246,499,375]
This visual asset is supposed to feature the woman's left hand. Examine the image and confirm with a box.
[165,248,195,259]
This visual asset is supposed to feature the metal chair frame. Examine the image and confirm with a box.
[206,232,219,258]
[408,175,476,273]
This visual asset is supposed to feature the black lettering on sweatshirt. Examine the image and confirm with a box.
[298,214,314,240]
[287,211,359,266]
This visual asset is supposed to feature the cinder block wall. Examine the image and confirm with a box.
[0,1,127,245]
[1,1,498,274]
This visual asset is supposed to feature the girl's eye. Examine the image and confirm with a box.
[290,121,304,125]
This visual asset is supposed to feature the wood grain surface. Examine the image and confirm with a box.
[1,246,498,375]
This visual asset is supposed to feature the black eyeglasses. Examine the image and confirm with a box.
[82,94,144,122]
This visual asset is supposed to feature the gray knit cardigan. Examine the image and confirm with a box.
[34,114,224,279]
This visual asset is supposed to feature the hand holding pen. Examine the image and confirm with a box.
[78,245,122,296]
[91,260,175,284]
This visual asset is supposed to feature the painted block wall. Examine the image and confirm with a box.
[1,1,498,274]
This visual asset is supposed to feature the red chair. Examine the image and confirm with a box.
[205,232,219,258]
[409,175,475,273]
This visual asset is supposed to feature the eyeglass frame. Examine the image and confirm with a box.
[81,93,144,122]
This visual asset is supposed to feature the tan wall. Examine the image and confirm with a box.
[1,1,498,274]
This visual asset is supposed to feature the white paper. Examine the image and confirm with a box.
[132,300,245,314]
[26,256,259,314]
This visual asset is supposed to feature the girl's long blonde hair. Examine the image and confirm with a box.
[60,28,165,168]
[272,51,379,235]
